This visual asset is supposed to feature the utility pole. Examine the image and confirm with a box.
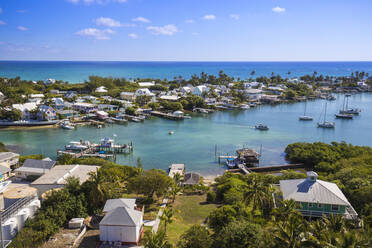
[0,208,4,248]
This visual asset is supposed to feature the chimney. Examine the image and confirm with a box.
[307,171,318,182]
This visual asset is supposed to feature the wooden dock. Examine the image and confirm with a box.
[248,163,307,173]
[150,111,184,120]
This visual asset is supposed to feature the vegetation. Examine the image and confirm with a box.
[0,142,8,152]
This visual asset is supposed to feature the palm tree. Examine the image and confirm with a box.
[243,175,273,214]
[173,173,183,186]
[168,185,180,203]
[160,207,176,233]
[272,199,301,221]
[143,230,172,248]
[323,214,346,233]
[272,214,307,248]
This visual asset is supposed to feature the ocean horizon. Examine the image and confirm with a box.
[1,61,372,83]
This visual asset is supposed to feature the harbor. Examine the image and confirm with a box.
[1,93,372,176]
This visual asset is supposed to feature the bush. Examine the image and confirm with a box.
[207,191,216,203]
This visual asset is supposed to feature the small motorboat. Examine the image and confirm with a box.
[240,104,250,109]
[184,115,192,119]
[226,158,236,169]
[335,113,353,119]
[168,131,174,135]
[65,141,88,151]
[255,123,269,131]
[60,121,75,130]
[299,116,313,121]
[317,121,335,128]
[97,125,102,129]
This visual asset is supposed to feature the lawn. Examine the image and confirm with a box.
[166,194,219,245]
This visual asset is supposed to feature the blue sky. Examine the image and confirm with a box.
[0,0,371,61]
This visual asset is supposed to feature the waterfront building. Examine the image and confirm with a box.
[183,172,201,186]
[37,105,57,121]
[31,164,99,196]
[0,152,19,168]
[14,158,56,179]
[73,102,97,113]
[12,102,38,120]
[168,164,185,178]
[277,171,358,220]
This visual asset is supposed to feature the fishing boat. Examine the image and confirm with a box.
[131,117,141,123]
[61,121,75,130]
[255,123,269,130]
[299,101,313,121]
[317,102,335,128]
[65,141,88,151]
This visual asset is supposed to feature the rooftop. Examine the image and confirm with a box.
[100,206,142,227]
[103,198,137,213]
[31,164,99,185]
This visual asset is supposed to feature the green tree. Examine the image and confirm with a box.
[178,225,213,248]
[143,230,172,248]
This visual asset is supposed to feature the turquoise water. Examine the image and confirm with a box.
[1,61,372,83]
[1,93,371,176]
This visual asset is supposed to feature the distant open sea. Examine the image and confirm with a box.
[1,61,372,83]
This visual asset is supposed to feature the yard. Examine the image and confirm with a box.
[166,194,219,245]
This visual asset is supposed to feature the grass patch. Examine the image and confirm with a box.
[166,194,218,245]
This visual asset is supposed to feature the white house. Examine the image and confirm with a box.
[0,92,5,102]
[100,203,143,245]
[14,158,56,179]
[180,86,193,94]
[120,92,136,101]
[159,95,180,101]
[53,98,65,110]
[138,81,155,87]
[30,94,45,99]
[73,102,97,113]
[95,86,108,93]
[96,110,109,120]
[37,105,56,121]
[135,88,155,97]
[12,102,38,120]
[45,78,56,85]
[193,85,209,96]
[245,88,262,100]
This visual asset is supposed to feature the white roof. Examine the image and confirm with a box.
[12,102,37,112]
[95,86,108,93]
[30,94,45,98]
[138,81,155,87]
[135,88,155,96]
[31,164,99,185]
[279,178,351,206]
[103,198,136,213]
[245,89,262,94]
[0,152,19,161]
[100,206,142,227]
[160,95,180,101]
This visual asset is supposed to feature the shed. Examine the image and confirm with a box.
[103,198,137,213]
[100,206,143,245]
[183,172,200,185]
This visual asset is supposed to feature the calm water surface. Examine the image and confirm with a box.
[1,94,371,176]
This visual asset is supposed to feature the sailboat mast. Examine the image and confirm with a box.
[304,101,307,116]
[324,102,327,123]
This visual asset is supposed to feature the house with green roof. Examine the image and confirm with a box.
[277,171,358,220]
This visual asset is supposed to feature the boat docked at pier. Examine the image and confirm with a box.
[60,121,75,130]
[65,141,89,151]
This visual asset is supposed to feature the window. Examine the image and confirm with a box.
[317,203,323,208]
[308,203,314,208]
[331,205,339,211]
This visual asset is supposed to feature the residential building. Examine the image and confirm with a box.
[180,86,193,94]
[159,95,180,101]
[53,98,65,109]
[0,92,5,102]
[37,105,57,121]
[0,165,11,180]
[73,102,97,113]
[56,109,79,119]
[14,158,56,179]
[45,78,56,85]
[30,93,45,99]
[12,103,38,120]
[193,85,209,96]
[138,81,155,87]
[95,86,108,93]
[103,198,137,214]
[120,92,136,101]
[31,164,99,196]
[96,110,109,120]
[277,171,358,220]
[183,172,201,185]
[100,199,144,245]
[168,164,185,178]
[0,152,19,168]
[135,88,155,97]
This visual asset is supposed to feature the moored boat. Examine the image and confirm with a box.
[335,113,353,119]
[255,123,269,130]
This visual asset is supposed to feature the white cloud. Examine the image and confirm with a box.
[0,21,6,25]
[132,16,150,23]
[95,17,121,27]
[76,28,114,40]
[128,33,138,39]
[185,19,194,23]
[203,14,216,20]
[147,24,178,36]
[230,14,240,20]
[17,26,28,31]
[272,6,286,13]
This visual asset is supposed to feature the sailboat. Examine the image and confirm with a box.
[299,101,313,121]
[336,95,354,119]
[317,102,335,128]
[339,94,361,115]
